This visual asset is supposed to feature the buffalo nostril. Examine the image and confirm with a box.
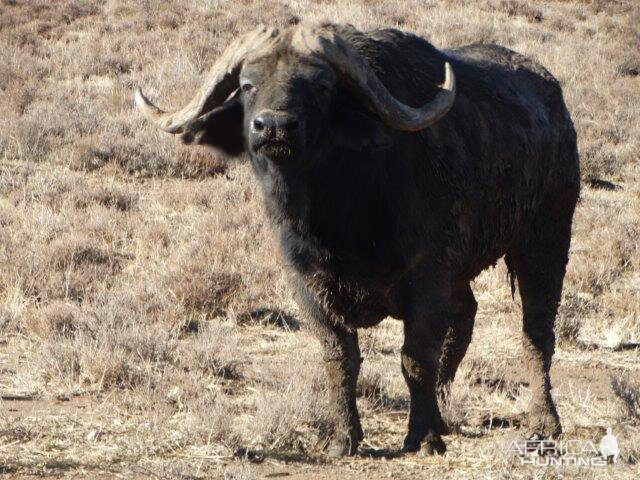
[253,116,265,131]
[285,117,300,132]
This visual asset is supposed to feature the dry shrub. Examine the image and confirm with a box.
[611,377,640,419]
[236,308,300,331]
[357,367,407,412]
[66,138,228,179]
[567,195,639,298]
[439,354,527,431]
[617,58,640,78]
[73,185,138,212]
[550,17,576,33]
[3,116,52,161]
[83,346,147,390]
[173,323,244,380]
[247,353,331,451]
[0,305,22,332]
[0,207,130,307]
[49,241,117,271]
[40,338,83,382]
[556,293,594,344]
[179,387,239,446]
[39,324,173,390]
[169,268,244,319]
[586,0,634,15]
[41,236,124,302]
[496,0,544,22]
[89,281,184,328]
[24,300,87,338]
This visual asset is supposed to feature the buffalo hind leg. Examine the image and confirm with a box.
[437,283,477,407]
[508,202,575,439]
[293,277,363,457]
[401,301,450,455]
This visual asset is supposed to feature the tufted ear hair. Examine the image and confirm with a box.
[180,91,245,156]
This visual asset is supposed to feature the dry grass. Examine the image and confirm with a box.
[0,0,639,478]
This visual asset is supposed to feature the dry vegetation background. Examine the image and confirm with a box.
[0,0,639,478]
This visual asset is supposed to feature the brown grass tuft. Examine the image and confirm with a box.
[497,0,544,22]
[24,301,86,338]
[170,269,244,319]
[611,377,640,420]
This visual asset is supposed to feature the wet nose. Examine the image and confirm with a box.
[252,113,269,132]
[252,110,300,137]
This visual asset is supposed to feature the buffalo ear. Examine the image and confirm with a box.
[181,92,245,156]
[329,108,392,152]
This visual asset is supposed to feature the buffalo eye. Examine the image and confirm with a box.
[240,81,255,94]
[311,81,333,109]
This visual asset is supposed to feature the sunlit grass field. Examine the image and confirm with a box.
[0,1,638,478]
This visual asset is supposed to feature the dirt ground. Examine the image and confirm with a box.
[1,310,638,479]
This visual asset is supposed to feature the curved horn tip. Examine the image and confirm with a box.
[134,87,152,111]
[443,62,456,91]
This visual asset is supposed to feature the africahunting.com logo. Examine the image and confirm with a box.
[504,427,620,467]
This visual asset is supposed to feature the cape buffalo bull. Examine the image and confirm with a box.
[135,22,580,457]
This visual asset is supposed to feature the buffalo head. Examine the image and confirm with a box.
[135,23,455,170]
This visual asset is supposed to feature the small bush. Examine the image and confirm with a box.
[498,0,543,23]
[25,301,87,338]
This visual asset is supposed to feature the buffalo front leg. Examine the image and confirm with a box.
[293,277,363,457]
[401,306,450,455]
[321,328,363,457]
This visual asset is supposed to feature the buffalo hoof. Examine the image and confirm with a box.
[421,432,447,455]
[528,423,562,441]
[403,431,446,455]
[402,431,422,453]
[327,436,359,458]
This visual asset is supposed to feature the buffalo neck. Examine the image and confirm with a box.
[251,145,417,277]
